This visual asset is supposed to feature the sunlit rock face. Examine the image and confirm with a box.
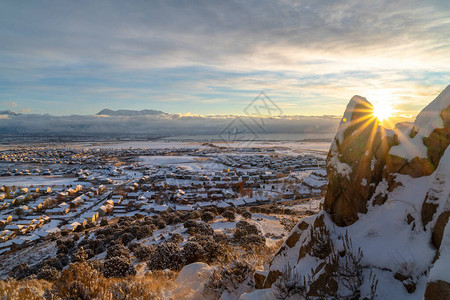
[257,86,450,299]
[323,96,396,226]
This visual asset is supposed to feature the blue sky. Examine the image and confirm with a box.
[0,0,449,117]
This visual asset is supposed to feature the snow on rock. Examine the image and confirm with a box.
[239,288,275,300]
[253,86,450,299]
[388,85,449,176]
[173,262,215,299]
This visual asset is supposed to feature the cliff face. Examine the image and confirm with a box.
[255,86,450,299]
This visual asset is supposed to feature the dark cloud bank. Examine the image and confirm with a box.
[0,112,339,140]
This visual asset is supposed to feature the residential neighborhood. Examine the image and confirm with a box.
[0,143,327,255]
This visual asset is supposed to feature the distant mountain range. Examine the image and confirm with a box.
[96,109,166,116]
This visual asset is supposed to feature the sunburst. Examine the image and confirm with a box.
[372,101,394,121]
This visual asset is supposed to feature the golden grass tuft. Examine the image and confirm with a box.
[0,278,52,300]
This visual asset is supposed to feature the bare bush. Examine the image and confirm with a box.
[309,223,332,259]
[202,260,254,299]
[273,264,308,300]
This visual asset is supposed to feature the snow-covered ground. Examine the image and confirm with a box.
[0,176,91,187]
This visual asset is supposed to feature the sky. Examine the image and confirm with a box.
[0,0,449,118]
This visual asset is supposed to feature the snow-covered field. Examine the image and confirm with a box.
[86,140,208,149]
[85,139,331,156]
[0,176,91,187]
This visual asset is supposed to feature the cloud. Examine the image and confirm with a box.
[0,0,449,116]
[1,101,17,108]
[0,113,340,138]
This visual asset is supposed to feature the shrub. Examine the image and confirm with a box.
[203,207,218,215]
[309,224,332,259]
[155,219,166,229]
[103,256,136,278]
[57,244,69,255]
[36,267,59,282]
[234,221,265,246]
[336,232,364,298]
[100,218,108,226]
[0,278,52,299]
[241,234,266,247]
[273,264,307,300]
[280,218,297,232]
[183,219,197,228]
[9,263,30,280]
[105,243,130,260]
[147,242,183,271]
[213,232,229,243]
[186,210,201,220]
[88,260,104,273]
[65,280,90,299]
[201,212,215,223]
[186,222,214,236]
[50,262,172,299]
[57,254,70,268]
[132,243,156,261]
[182,241,204,264]
[57,239,75,252]
[202,260,253,298]
[71,247,88,263]
[222,210,236,222]
[190,235,221,263]
[241,211,252,219]
[170,233,184,244]
[41,256,65,271]
[236,221,259,235]
[119,232,134,245]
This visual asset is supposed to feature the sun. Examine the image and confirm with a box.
[372,101,394,121]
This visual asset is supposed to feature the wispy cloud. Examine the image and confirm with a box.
[1,101,17,108]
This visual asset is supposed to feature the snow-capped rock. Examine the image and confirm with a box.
[258,85,450,299]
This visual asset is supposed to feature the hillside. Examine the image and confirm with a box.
[244,86,450,299]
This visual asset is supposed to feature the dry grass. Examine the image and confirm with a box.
[0,278,52,300]
[0,262,178,300]
[53,262,177,299]
[0,238,281,299]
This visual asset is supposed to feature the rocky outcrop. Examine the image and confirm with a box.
[257,85,450,299]
[323,96,397,226]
